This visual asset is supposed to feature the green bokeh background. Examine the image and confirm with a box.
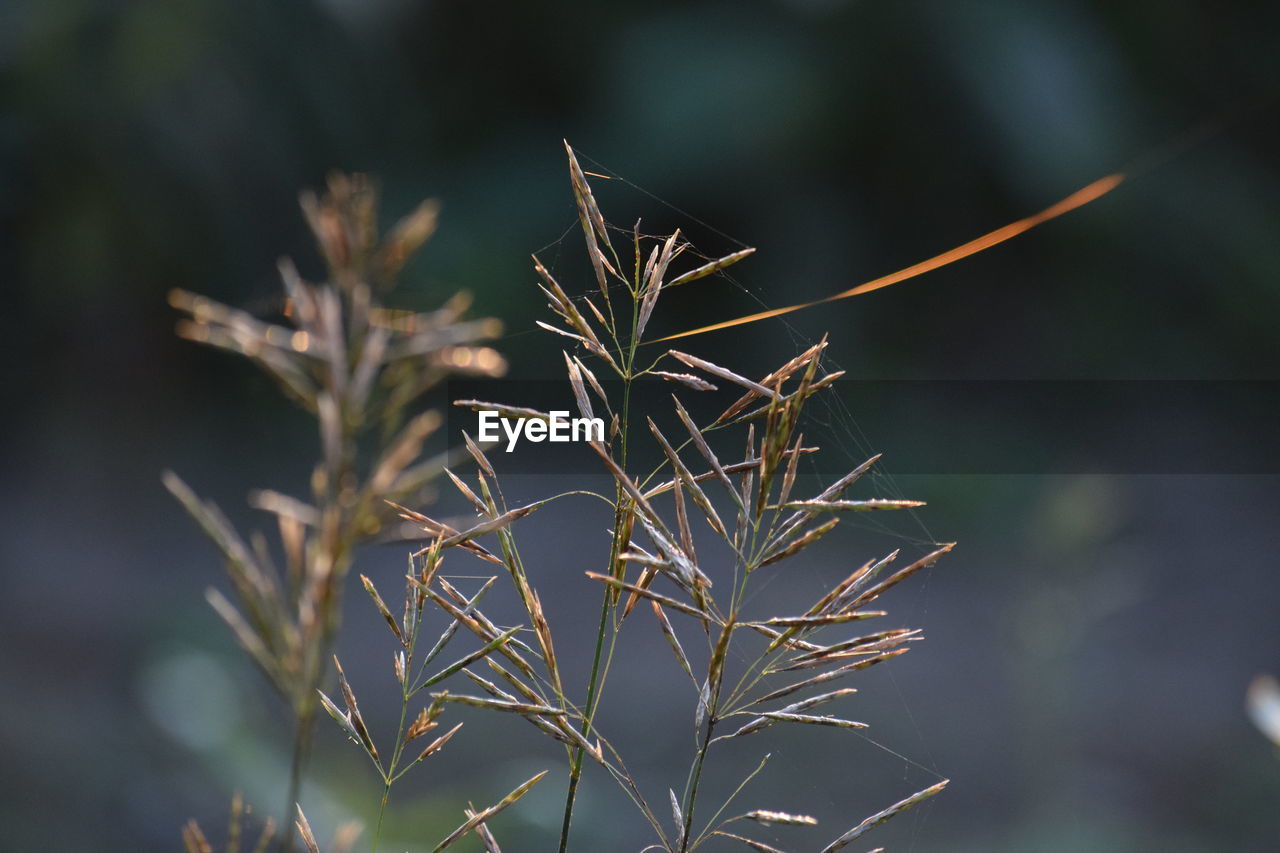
[4,1,1280,850]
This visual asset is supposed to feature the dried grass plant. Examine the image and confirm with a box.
[167,174,510,851]
[172,149,951,852]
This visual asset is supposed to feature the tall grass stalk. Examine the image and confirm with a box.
[167,174,505,851]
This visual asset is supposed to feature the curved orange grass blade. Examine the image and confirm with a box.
[652,172,1125,343]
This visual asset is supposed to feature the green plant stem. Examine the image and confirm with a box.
[372,783,391,853]
[372,702,406,853]
[373,713,403,853]
[556,434,629,851]
[374,585,422,853]
[556,591,611,852]
[682,610,736,850]
[280,705,314,853]
[558,316,639,852]
[680,716,715,852]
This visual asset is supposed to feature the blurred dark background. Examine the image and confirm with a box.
[4,0,1280,850]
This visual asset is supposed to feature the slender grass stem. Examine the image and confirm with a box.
[557,403,631,850]
[372,784,391,853]
[372,706,407,852]
[373,588,418,853]
[556,591,611,853]
[280,707,314,853]
[680,716,716,852]
[557,293,642,852]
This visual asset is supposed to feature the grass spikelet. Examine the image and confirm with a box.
[405,707,438,743]
[745,810,818,827]
[463,431,496,477]
[444,468,487,514]
[433,693,566,716]
[713,338,826,425]
[722,690,861,741]
[668,351,779,399]
[648,417,727,537]
[770,687,858,713]
[754,650,910,705]
[848,543,955,608]
[294,805,320,853]
[670,789,685,840]
[572,355,611,411]
[652,370,718,391]
[332,656,378,761]
[757,518,840,568]
[819,780,949,852]
[414,722,464,763]
[360,575,403,644]
[651,600,698,687]
[585,572,716,622]
[318,689,364,748]
[423,627,522,690]
[432,771,548,852]
[466,805,503,853]
[529,591,563,697]
[754,611,886,629]
[672,395,739,503]
[564,352,595,422]
[663,247,757,289]
[779,499,926,512]
[564,141,618,300]
[758,712,867,730]
[711,831,788,852]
